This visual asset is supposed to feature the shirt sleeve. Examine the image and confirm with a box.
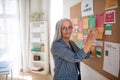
[51,41,89,63]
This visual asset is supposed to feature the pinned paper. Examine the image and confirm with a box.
[96,13,104,27]
[105,24,112,35]
[94,40,103,47]
[73,18,78,25]
[74,25,78,32]
[83,29,88,35]
[77,40,83,49]
[88,15,96,28]
[78,17,81,21]
[82,17,88,29]
[77,33,83,40]
[83,35,88,44]
[104,10,115,24]
[78,20,83,32]
[103,42,120,77]
[96,47,102,58]
[105,0,118,10]
[81,0,94,17]
[97,27,104,39]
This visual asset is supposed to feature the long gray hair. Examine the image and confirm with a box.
[53,18,72,42]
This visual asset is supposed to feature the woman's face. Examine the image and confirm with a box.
[61,20,73,39]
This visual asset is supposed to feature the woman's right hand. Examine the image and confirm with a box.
[87,28,98,42]
[83,28,98,54]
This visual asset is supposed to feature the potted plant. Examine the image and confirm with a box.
[31,11,44,21]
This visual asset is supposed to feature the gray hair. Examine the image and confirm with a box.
[53,18,72,42]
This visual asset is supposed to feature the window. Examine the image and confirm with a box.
[0,0,20,60]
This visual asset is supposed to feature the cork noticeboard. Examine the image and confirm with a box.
[70,0,120,80]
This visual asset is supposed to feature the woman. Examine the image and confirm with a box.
[51,18,98,80]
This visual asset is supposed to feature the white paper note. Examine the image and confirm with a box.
[103,41,120,77]
[81,0,94,17]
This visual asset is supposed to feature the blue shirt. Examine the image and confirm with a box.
[51,39,90,80]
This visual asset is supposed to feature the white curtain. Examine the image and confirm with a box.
[0,0,22,75]
[18,0,30,72]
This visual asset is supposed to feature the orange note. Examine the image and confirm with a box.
[97,27,104,39]
[82,17,88,29]
[105,0,118,10]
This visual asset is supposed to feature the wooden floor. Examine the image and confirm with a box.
[0,72,53,80]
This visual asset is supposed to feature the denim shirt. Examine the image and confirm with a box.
[51,39,91,80]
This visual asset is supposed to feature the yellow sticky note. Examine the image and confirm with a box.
[82,17,88,29]
[77,33,83,40]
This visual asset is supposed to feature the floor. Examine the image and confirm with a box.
[0,72,53,80]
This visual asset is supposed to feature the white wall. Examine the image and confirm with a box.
[30,0,48,20]
[63,0,109,80]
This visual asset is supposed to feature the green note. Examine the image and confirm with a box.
[83,29,88,35]
[105,24,112,30]
[77,40,83,49]
[78,17,81,21]
[88,15,96,28]
[96,47,102,58]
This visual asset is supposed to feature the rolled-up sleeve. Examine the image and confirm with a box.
[51,41,89,63]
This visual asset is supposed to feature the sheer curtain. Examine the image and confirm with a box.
[18,0,30,72]
[0,0,22,75]
[0,0,30,75]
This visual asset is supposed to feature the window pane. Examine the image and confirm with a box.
[0,0,3,14]
[0,19,5,33]
[6,17,19,33]
[5,0,17,15]
[0,34,6,49]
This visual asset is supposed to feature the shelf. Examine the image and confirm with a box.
[31,38,40,43]
[31,51,45,54]
[31,70,47,74]
[32,60,44,65]
[29,21,49,74]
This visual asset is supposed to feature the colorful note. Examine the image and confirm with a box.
[73,18,78,25]
[96,47,102,58]
[104,10,115,24]
[81,0,94,17]
[105,24,112,35]
[77,33,83,40]
[97,27,104,39]
[83,29,88,35]
[105,0,118,10]
[82,16,88,29]
[77,40,83,49]
[88,15,96,28]
[78,20,83,32]
[96,13,104,27]
[83,35,88,44]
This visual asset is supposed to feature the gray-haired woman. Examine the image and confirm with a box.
[51,18,98,80]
